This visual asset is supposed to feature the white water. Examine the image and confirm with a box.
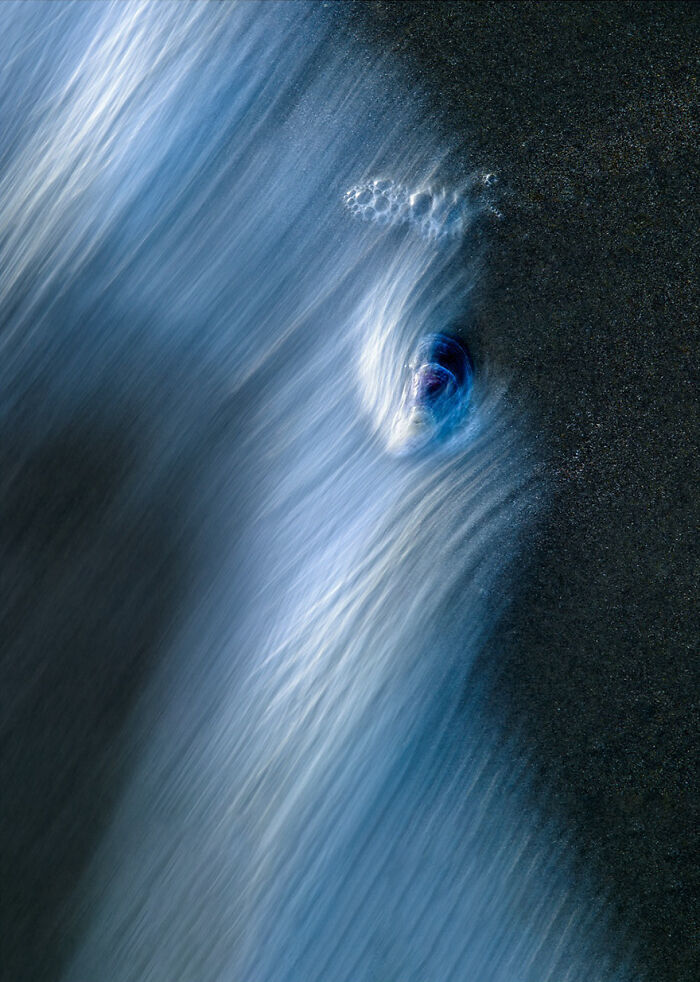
[0,3,631,980]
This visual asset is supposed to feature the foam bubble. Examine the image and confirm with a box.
[343,178,471,240]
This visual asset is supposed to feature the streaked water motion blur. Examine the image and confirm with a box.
[0,3,633,981]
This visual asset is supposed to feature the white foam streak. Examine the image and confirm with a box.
[0,3,633,980]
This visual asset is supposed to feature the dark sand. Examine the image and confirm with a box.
[350,3,698,980]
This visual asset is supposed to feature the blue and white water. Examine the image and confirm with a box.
[0,3,631,980]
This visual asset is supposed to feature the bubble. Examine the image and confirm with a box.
[409,190,432,219]
[343,178,472,241]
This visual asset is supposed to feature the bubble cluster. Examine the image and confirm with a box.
[344,178,470,240]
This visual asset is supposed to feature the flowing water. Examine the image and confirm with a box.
[1,3,632,980]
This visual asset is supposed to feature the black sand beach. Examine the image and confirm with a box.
[350,3,698,979]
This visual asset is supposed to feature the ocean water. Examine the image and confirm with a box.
[0,3,632,980]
